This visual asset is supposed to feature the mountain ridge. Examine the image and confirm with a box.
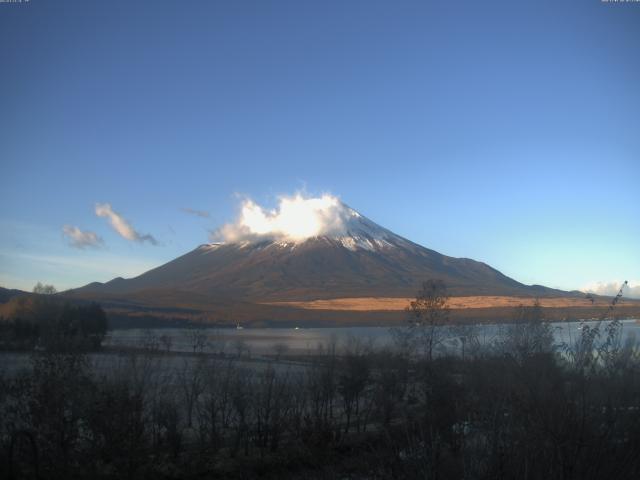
[70,203,572,302]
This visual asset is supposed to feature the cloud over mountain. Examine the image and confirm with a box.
[95,203,158,245]
[214,194,354,243]
[584,281,640,300]
[62,225,103,249]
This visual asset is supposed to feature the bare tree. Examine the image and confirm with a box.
[452,322,482,360]
[177,357,205,428]
[230,367,253,457]
[273,342,289,361]
[32,283,57,295]
[159,334,172,353]
[373,350,408,428]
[187,328,207,354]
[338,352,370,434]
[233,339,248,358]
[407,279,451,361]
[501,299,554,361]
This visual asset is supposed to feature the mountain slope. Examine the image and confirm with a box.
[0,286,29,304]
[71,204,566,302]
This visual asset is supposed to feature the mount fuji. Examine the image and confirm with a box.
[66,199,577,325]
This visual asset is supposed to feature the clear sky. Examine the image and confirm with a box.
[1,0,638,296]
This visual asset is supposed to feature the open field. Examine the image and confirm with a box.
[102,297,640,328]
[5,287,639,328]
[264,295,637,311]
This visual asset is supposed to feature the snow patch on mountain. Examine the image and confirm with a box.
[210,193,398,251]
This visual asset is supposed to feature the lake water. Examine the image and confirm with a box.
[2,319,638,377]
[105,318,640,356]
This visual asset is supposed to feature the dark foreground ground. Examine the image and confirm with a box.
[2,315,640,479]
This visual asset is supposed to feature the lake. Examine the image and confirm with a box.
[105,318,640,356]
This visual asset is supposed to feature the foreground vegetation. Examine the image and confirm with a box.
[2,324,639,478]
[1,281,639,479]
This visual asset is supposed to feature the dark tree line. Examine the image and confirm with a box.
[0,290,107,351]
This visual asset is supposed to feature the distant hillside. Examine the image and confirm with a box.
[0,286,29,305]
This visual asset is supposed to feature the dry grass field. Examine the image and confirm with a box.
[265,295,640,311]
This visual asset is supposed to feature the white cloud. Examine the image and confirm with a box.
[181,207,210,218]
[95,203,158,245]
[214,193,352,242]
[583,281,640,300]
[62,225,103,249]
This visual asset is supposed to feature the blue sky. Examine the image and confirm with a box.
[1,0,639,295]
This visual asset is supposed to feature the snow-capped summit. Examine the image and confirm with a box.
[330,206,404,251]
[212,194,404,252]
